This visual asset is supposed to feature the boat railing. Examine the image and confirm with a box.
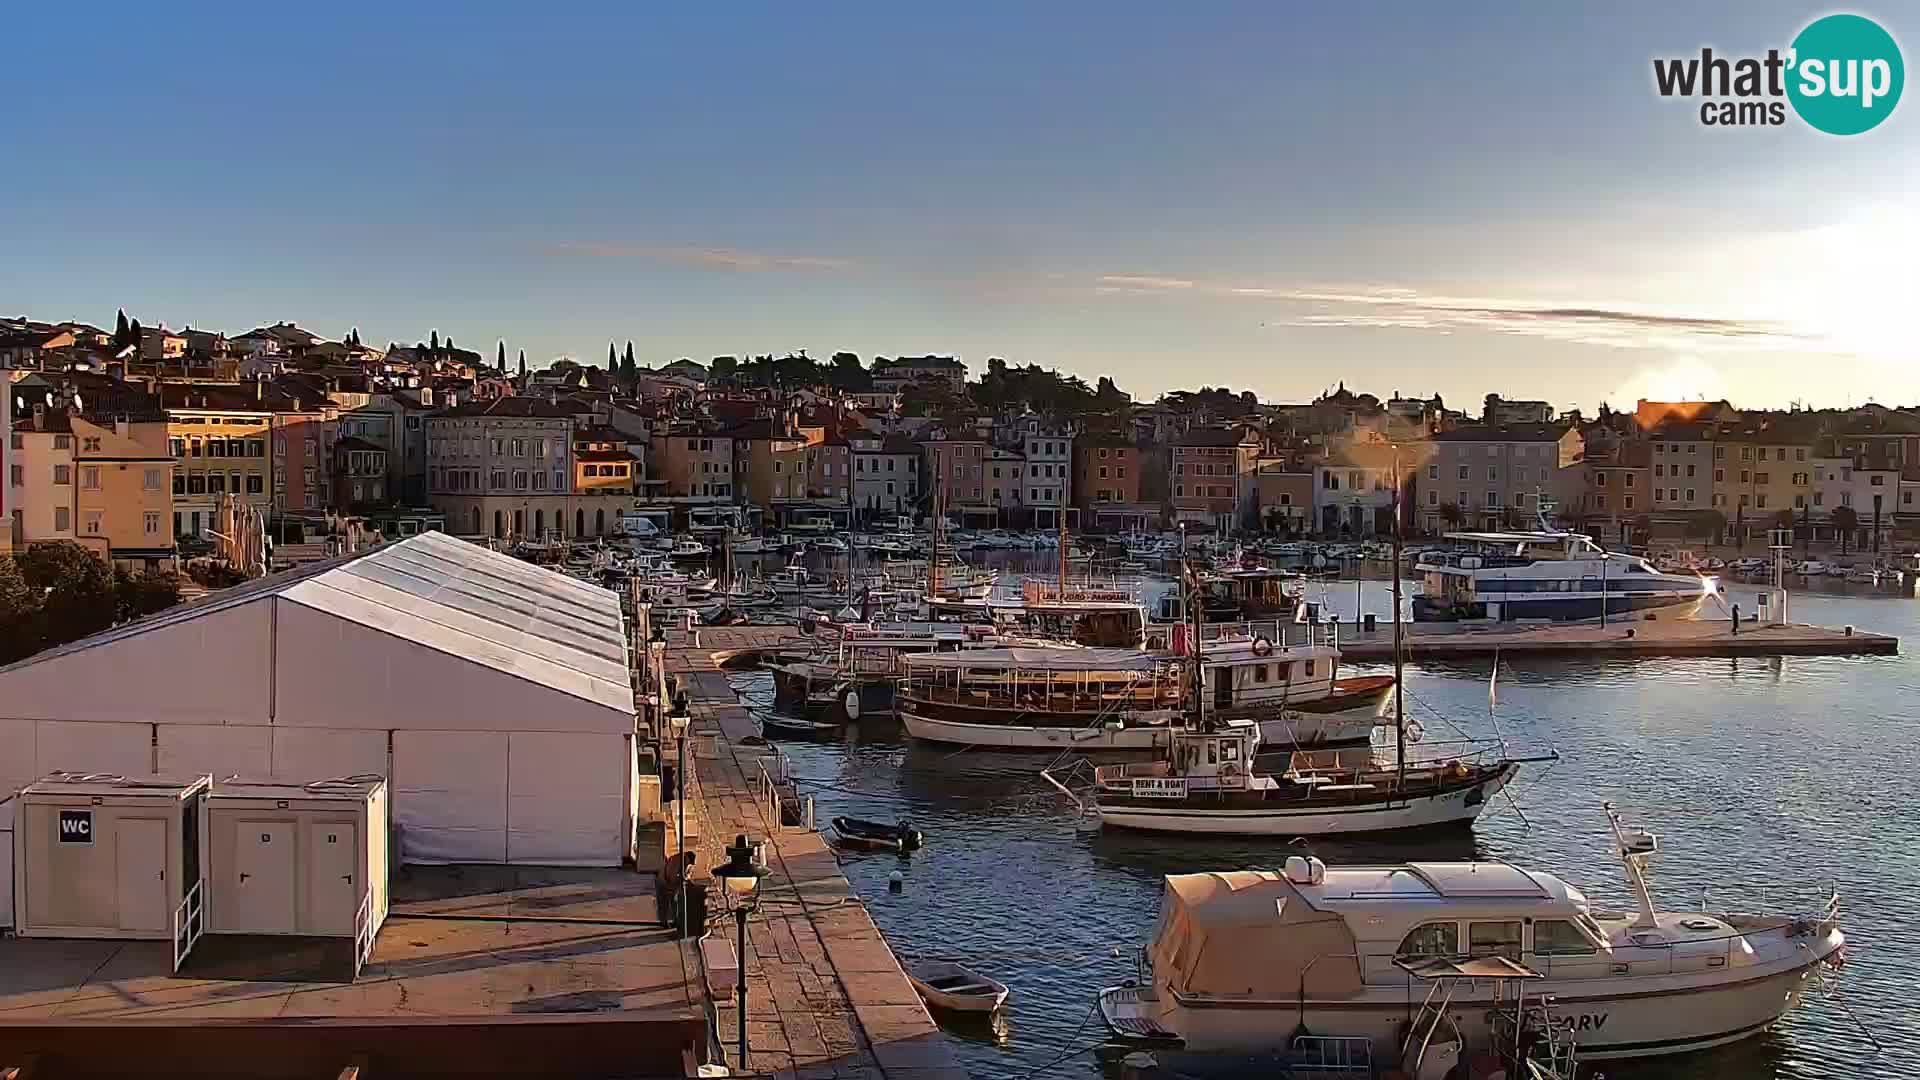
[902,671,1181,713]
[1199,619,1339,651]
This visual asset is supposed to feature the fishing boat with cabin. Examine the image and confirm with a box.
[1096,803,1848,1060]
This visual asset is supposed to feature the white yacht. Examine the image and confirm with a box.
[1099,805,1846,1061]
[1414,527,1716,622]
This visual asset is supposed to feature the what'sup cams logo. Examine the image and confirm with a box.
[1654,13,1903,134]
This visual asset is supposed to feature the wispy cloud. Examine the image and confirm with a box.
[1074,275,1811,353]
[545,243,852,272]
[1096,274,1196,292]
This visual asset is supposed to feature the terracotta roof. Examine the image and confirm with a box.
[575,448,638,463]
[436,397,576,419]
[1175,426,1252,448]
[1430,423,1568,442]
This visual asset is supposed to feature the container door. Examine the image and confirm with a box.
[115,818,168,933]
[305,821,359,935]
[232,820,296,933]
[1213,666,1234,709]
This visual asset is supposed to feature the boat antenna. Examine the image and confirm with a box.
[1603,802,1661,929]
[1392,445,1406,792]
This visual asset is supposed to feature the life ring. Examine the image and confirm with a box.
[1404,719,1425,743]
[1251,637,1274,657]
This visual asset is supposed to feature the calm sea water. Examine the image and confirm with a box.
[729,560,1918,1078]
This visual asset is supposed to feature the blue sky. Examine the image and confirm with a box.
[5,3,1915,409]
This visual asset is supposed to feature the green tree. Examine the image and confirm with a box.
[710,355,739,382]
[0,555,40,663]
[497,341,506,372]
[622,342,637,382]
[430,330,440,352]
[518,349,528,379]
[114,309,131,346]
[128,318,143,352]
[828,352,871,391]
[114,566,182,622]
[1831,505,1858,554]
[16,542,115,648]
[607,342,617,371]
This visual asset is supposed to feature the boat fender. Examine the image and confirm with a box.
[1251,636,1274,657]
[1451,761,1468,779]
[844,690,861,720]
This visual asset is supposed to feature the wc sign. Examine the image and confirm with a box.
[58,809,94,844]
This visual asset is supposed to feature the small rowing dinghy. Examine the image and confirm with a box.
[906,959,1009,1014]
[754,709,843,737]
[829,816,924,852]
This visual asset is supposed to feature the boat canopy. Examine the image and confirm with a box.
[1150,871,1363,1000]
[902,647,1158,672]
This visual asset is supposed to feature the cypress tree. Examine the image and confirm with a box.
[497,341,506,371]
[114,309,130,344]
[607,342,617,371]
[129,318,143,351]
[518,349,527,379]
[430,330,440,353]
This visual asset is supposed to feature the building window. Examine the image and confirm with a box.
[53,434,71,450]
[54,507,70,532]
[144,511,162,535]
[83,511,103,535]
[247,474,264,495]
[53,464,71,485]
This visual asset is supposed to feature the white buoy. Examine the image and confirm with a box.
[889,870,904,892]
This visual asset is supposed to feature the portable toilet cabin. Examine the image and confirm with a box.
[11,773,212,961]
[199,777,389,973]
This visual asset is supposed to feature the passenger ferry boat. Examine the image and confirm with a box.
[1414,527,1716,622]
[1098,804,1846,1061]
[897,624,1389,751]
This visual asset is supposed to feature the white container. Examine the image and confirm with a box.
[11,773,212,942]
[200,778,388,947]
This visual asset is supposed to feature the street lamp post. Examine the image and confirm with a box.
[1350,496,1362,625]
[668,689,690,937]
[714,834,770,1073]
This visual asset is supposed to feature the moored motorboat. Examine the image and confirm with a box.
[829,816,923,852]
[905,960,1009,1013]
[1097,804,1847,1061]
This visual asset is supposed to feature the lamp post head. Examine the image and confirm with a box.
[716,833,769,897]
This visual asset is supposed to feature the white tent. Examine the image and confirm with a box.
[0,532,637,866]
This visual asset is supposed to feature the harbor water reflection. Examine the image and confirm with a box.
[727,565,1917,1078]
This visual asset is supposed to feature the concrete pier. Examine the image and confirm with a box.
[659,625,968,1080]
[1336,618,1897,660]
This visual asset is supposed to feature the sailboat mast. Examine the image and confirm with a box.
[1392,448,1407,788]
[1188,552,1206,730]
[1058,504,1069,595]
[930,448,942,599]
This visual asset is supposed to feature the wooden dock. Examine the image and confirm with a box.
[658,624,969,1080]
[1337,618,1897,660]
[0,866,705,1079]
